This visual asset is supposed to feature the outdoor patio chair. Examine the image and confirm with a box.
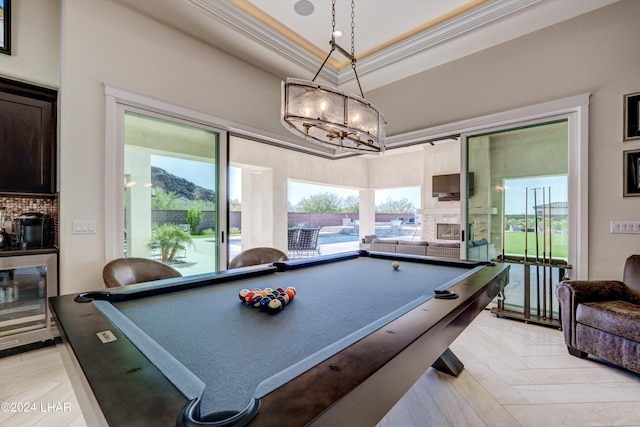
[297,228,321,257]
[403,217,419,239]
[228,247,289,269]
[288,228,300,257]
[102,257,182,288]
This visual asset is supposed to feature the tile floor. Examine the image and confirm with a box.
[2,310,639,427]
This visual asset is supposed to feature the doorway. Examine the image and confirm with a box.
[123,110,226,275]
[464,120,569,325]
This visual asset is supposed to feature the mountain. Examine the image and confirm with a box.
[151,166,215,202]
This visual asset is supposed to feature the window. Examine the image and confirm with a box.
[105,86,228,273]
[287,181,360,257]
[374,187,421,239]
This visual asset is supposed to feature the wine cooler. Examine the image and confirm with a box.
[0,253,58,351]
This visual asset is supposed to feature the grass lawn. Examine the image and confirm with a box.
[504,231,568,259]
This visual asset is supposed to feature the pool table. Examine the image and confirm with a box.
[50,251,509,427]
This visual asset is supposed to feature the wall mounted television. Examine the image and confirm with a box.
[432,173,474,200]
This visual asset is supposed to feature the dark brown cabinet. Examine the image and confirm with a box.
[0,77,57,195]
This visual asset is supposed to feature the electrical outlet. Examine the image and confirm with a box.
[73,220,97,234]
[611,221,640,234]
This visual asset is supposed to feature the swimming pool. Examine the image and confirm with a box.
[317,233,359,245]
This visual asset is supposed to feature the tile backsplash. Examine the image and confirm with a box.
[0,195,59,246]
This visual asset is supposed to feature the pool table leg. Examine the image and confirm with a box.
[431,348,464,376]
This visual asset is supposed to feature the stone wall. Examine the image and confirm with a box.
[422,213,460,242]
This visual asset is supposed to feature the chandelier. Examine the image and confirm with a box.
[281,0,386,154]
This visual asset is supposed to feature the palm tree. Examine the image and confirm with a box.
[148,223,194,262]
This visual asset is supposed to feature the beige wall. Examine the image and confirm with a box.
[370,0,640,279]
[2,0,640,293]
[57,0,300,293]
[0,0,60,88]
[230,136,369,253]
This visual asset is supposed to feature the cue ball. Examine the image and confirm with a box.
[392,262,400,270]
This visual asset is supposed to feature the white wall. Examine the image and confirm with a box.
[369,0,640,279]
[0,0,60,88]
[58,0,299,293]
[230,136,369,253]
[367,149,423,190]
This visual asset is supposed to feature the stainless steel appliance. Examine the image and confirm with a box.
[14,212,53,248]
[0,253,58,351]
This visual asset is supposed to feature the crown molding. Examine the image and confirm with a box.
[189,0,541,86]
[346,0,539,84]
[189,0,338,83]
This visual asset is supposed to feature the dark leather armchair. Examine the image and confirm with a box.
[228,247,288,269]
[555,255,640,374]
[103,257,182,288]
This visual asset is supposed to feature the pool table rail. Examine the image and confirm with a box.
[260,258,509,427]
[74,265,279,303]
[50,254,509,427]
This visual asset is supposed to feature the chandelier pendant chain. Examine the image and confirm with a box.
[281,0,386,154]
[350,0,355,58]
[311,0,337,83]
[312,0,364,98]
[332,0,337,41]
[349,0,365,98]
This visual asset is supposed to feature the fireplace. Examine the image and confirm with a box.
[437,223,460,241]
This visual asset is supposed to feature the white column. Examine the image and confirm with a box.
[124,150,152,257]
[358,189,376,238]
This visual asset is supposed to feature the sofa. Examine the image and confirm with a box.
[555,255,640,374]
[361,236,460,259]
[467,238,495,261]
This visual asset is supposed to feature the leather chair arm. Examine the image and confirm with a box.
[555,280,625,347]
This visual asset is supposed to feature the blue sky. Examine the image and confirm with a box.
[151,156,241,201]
[504,176,567,214]
[151,155,215,186]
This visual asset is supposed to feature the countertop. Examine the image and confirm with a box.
[0,245,58,257]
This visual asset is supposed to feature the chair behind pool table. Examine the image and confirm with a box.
[102,257,182,288]
[228,247,289,269]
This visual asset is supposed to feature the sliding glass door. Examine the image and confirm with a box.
[122,109,227,275]
[464,120,569,325]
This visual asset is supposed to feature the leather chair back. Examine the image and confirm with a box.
[623,255,640,304]
[229,247,288,269]
[103,257,182,288]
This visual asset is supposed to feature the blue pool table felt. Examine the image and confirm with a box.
[95,256,478,418]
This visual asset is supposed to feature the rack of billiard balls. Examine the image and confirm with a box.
[238,286,297,314]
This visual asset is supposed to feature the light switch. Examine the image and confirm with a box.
[611,221,640,234]
[73,220,97,234]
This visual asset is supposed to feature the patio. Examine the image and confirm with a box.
[169,219,422,275]
[168,234,362,277]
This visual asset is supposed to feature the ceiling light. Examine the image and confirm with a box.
[281,0,386,154]
[332,30,343,38]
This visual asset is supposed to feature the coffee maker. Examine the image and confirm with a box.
[0,208,9,248]
[14,212,53,248]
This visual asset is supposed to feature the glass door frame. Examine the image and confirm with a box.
[460,107,588,278]
[105,86,229,271]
